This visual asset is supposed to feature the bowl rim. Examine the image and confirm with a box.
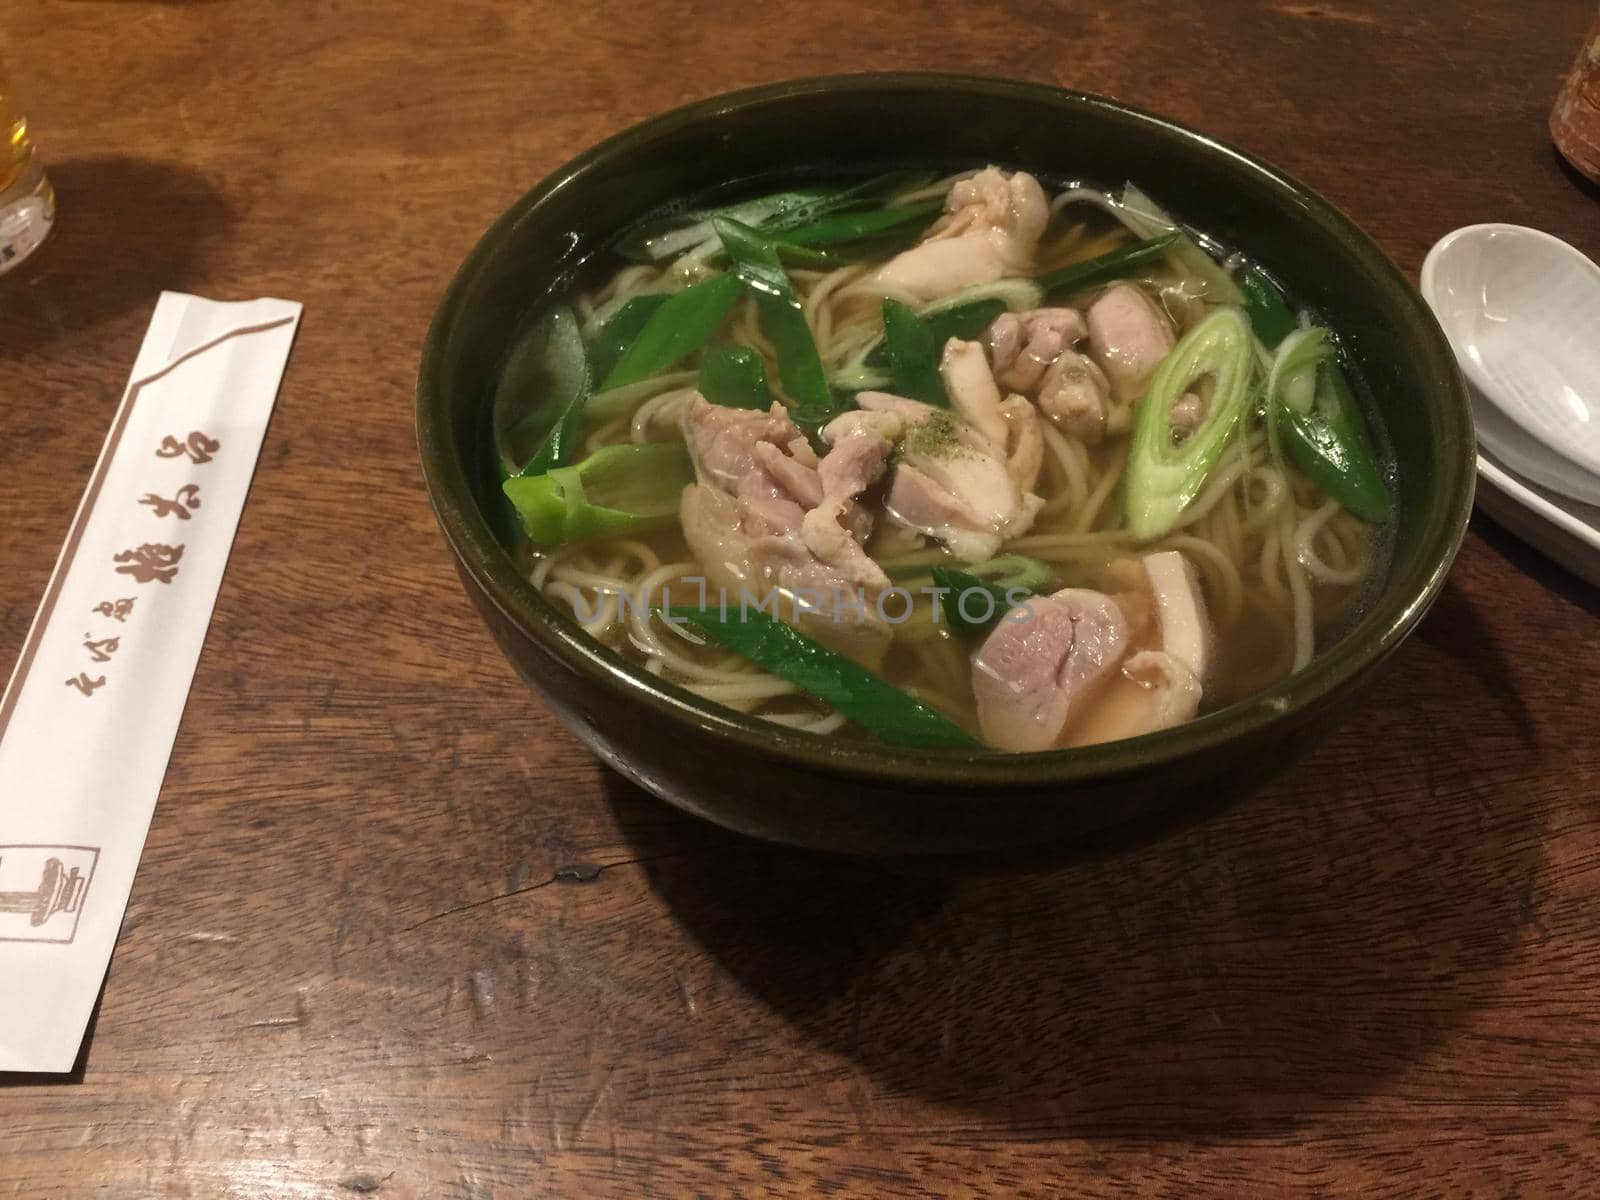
[416,71,1475,787]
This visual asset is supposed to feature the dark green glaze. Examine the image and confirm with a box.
[416,74,1474,855]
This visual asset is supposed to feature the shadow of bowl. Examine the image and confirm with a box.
[615,585,1544,1135]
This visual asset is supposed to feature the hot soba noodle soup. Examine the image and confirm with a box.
[495,167,1393,752]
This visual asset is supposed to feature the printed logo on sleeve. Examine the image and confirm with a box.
[0,846,98,943]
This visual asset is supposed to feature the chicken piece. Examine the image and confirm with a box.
[1036,349,1114,443]
[679,479,893,669]
[1086,283,1176,403]
[871,168,1049,303]
[747,532,894,668]
[986,312,1024,377]
[1103,550,1212,683]
[678,394,899,665]
[971,588,1131,752]
[680,482,759,600]
[822,409,906,547]
[786,436,821,469]
[885,464,1018,563]
[752,440,824,509]
[682,392,834,543]
[842,396,937,566]
[680,395,805,492]
[1000,393,1044,492]
[736,441,819,537]
[1030,306,1088,342]
[1140,550,1212,684]
[872,239,1015,305]
[939,339,1043,490]
[850,390,934,424]
[970,550,1212,752]
[733,473,805,539]
[1067,550,1212,746]
[819,407,906,447]
[797,517,889,594]
[798,410,903,594]
[987,308,1088,393]
[856,392,1043,561]
[941,338,1009,447]
[941,168,1050,242]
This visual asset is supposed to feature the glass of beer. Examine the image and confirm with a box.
[0,56,54,276]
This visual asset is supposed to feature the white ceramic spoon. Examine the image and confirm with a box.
[1470,383,1600,507]
[1421,224,1600,496]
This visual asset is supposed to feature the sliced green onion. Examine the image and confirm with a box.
[1035,233,1179,299]
[760,170,935,235]
[779,198,944,247]
[1269,335,1392,523]
[622,172,938,271]
[712,216,832,414]
[495,306,591,479]
[600,274,742,391]
[1251,284,1391,523]
[588,293,670,384]
[665,605,979,748]
[772,241,844,270]
[921,298,1009,343]
[620,173,935,263]
[698,343,772,410]
[1055,184,1244,304]
[489,308,589,543]
[616,189,830,264]
[1266,327,1330,417]
[864,298,1007,370]
[1117,184,1246,305]
[930,555,1053,636]
[880,298,947,407]
[1125,306,1256,541]
[1237,265,1297,350]
[504,442,693,545]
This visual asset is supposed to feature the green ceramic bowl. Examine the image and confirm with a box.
[417,74,1473,854]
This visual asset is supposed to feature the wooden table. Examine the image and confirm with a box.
[2,2,1597,1195]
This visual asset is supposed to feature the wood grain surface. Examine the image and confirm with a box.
[2,2,1598,1196]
